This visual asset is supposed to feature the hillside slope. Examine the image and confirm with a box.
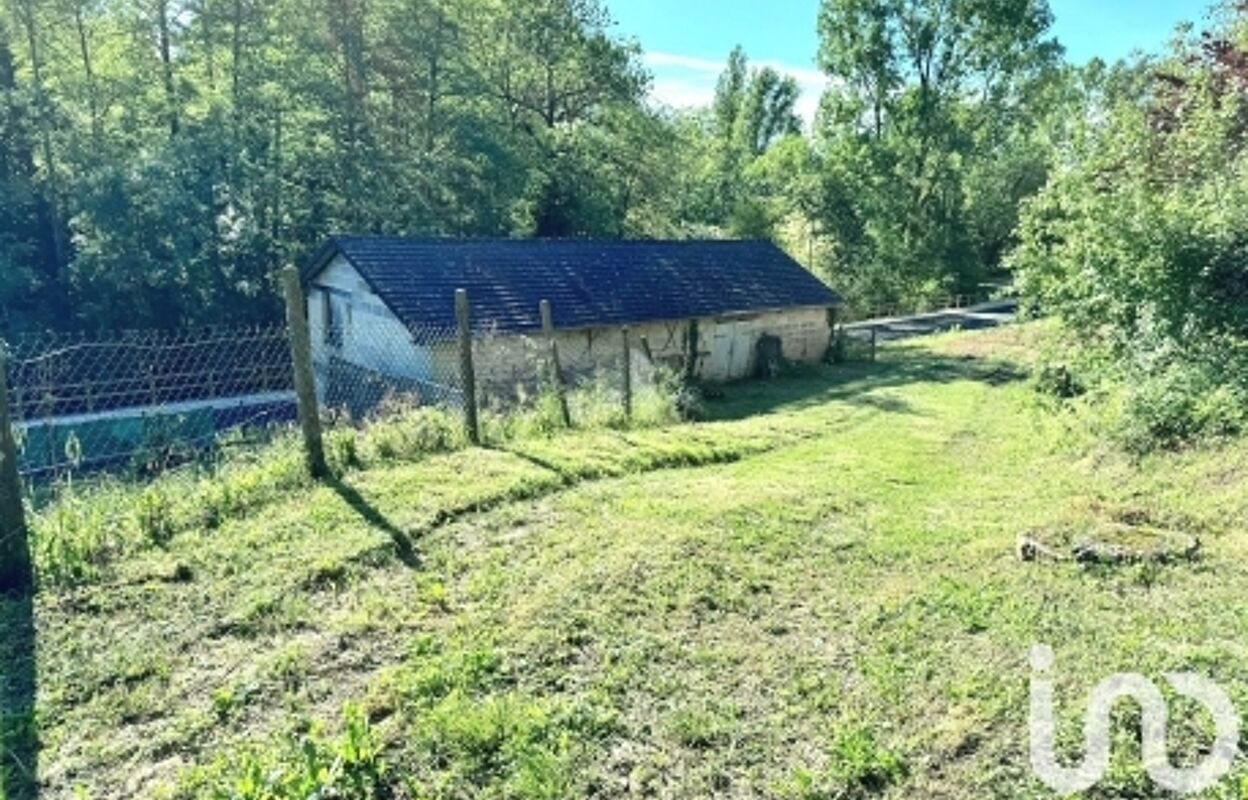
[5,326,1248,799]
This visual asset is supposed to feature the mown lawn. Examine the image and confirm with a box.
[5,325,1248,799]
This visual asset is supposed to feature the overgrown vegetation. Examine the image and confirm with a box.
[1012,6,1248,452]
[25,377,683,589]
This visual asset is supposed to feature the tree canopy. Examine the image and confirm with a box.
[1010,4,1248,449]
[1,0,1235,358]
[0,0,671,330]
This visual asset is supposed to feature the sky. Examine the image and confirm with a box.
[606,0,1214,123]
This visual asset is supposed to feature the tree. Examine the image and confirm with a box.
[1009,8,1248,448]
[813,0,1063,308]
[0,0,676,331]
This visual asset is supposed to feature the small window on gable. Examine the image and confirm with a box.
[322,290,344,348]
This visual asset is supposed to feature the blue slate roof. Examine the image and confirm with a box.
[305,236,841,334]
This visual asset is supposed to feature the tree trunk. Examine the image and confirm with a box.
[231,0,243,122]
[72,1,101,141]
[14,0,68,310]
[270,106,284,271]
[156,0,179,137]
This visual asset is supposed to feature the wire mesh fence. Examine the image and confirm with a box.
[2,297,667,492]
[837,291,999,324]
[0,286,678,590]
[0,278,1011,500]
[4,326,297,480]
[309,317,467,423]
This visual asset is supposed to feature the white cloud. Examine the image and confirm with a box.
[644,52,728,73]
[642,51,831,128]
[650,77,718,110]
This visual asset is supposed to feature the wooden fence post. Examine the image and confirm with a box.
[684,319,700,382]
[455,289,480,445]
[0,345,32,594]
[870,326,879,363]
[539,300,572,428]
[281,266,328,479]
[638,334,654,365]
[621,326,632,421]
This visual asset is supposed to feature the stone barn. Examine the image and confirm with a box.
[301,236,842,407]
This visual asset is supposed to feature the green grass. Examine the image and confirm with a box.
[7,325,1248,798]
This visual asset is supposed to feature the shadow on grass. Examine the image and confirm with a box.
[326,477,422,569]
[0,591,37,800]
[705,347,1027,422]
[490,445,573,483]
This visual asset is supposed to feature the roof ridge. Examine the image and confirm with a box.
[330,234,779,246]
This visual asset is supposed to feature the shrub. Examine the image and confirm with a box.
[1009,17,1248,453]
[360,400,466,463]
[1112,358,1248,454]
[136,485,176,547]
[30,477,132,587]
[568,371,627,431]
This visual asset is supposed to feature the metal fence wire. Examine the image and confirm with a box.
[308,318,466,422]
[3,291,669,487]
[5,326,296,479]
[308,317,649,420]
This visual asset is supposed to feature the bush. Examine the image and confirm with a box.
[568,371,627,431]
[1112,358,1248,454]
[1028,331,1248,454]
[360,401,465,463]
[1009,15,1248,454]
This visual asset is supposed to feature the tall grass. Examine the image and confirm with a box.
[25,375,684,588]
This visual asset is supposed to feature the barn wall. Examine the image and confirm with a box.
[306,252,833,407]
[307,255,440,408]
[430,307,834,400]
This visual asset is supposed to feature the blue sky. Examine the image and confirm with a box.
[606,0,1214,121]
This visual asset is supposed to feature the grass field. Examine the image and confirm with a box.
[5,325,1248,799]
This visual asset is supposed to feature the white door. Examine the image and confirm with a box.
[729,322,755,378]
[707,322,734,381]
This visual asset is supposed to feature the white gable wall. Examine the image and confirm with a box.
[307,255,439,402]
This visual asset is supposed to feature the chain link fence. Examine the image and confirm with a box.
[0,281,691,592]
[309,318,467,423]
[2,291,667,492]
[837,291,999,324]
[4,326,297,480]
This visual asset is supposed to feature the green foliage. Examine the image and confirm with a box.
[31,477,130,587]
[567,371,628,431]
[796,0,1067,309]
[29,436,312,588]
[136,486,176,547]
[826,727,908,791]
[183,704,386,799]
[26,371,683,587]
[0,0,665,334]
[27,328,1248,798]
[779,727,907,799]
[1011,8,1248,450]
[0,0,1083,332]
[360,404,466,463]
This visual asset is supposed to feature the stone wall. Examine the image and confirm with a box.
[431,307,834,401]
